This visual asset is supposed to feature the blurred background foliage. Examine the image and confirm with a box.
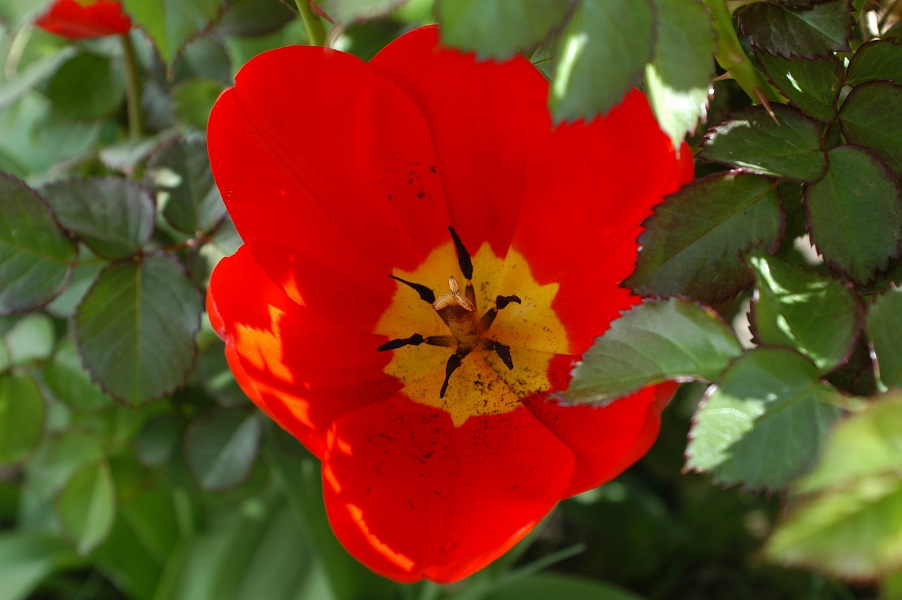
[0,0,900,599]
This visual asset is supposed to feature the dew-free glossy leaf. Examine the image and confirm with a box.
[439,0,574,60]
[805,145,902,284]
[626,173,784,304]
[0,373,45,467]
[184,410,262,491]
[749,252,860,373]
[120,0,223,66]
[73,256,202,405]
[45,52,124,121]
[563,298,743,406]
[55,461,115,555]
[838,82,902,174]
[686,347,842,490]
[41,178,155,260]
[846,39,902,86]
[737,0,852,58]
[550,0,654,121]
[755,52,842,121]
[868,288,902,390]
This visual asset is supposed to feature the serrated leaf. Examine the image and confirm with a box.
[73,256,202,405]
[748,252,860,373]
[737,0,852,59]
[805,145,902,284]
[0,173,75,315]
[755,52,842,122]
[700,105,827,181]
[765,391,902,579]
[145,138,225,234]
[55,461,115,555]
[0,373,45,467]
[328,0,410,25]
[44,339,113,412]
[120,0,223,66]
[846,39,902,86]
[626,172,784,304]
[45,52,124,121]
[838,81,902,174]
[41,178,155,260]
[644,0,715,149]
[562,298,743,405]
[867,288,902,391]
[685,347,842,490]
[184,410,263,491]
[438,0,574,60]
[550,0,654,122]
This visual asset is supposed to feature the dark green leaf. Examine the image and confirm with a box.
[73,256,202,405]
[644,0,715,148]
[805,145,902,284]
[45,252,104,318]
[765,391,902,579]
[121,0,224,66]
[748,252,860,373]
[550,0,654,121]
[562,298,743,406]
[867,288,902,390]
[217,0,295,36]
[846,39,902,86]
[438,0,574,60]
[45,52,125,121]
[4,312,54,364]
[44,339,113,412]
[0,47,76,112]
[700,105,827,181]
[838,81,902,174]
[487,572,643,600]
[0,173,76,314]
[0,531,79,600]
[145,137,225,234]
[0,373,45,467]
[737,0,852,58]
[197,340,248,407]
[184,410,262,491]
[41,178,155,260]
[755,53,842,122]
[626,173,784,304]
[55,461,116,555]
[172,79,222,130]
[686,347,842,490]
[134,414,181,467]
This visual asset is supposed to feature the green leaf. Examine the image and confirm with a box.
[550,0,655,121]
[737,0,852,59]
[184,410,263,491]
[838,81,902,174]
[327,0,410,25]
[55,461,116,555]
[755,53,843,122]
[765,391,902,579]
[562,298,743,406]
[700,105,827,181]
[145,137,225,234]
[845,39,902,87]
[685,347,842,490]
[486,572,644,600]
[41,178,155,260]
[0,373,45,467]
[0,47,77,112]
[805,145,902,284]
[0,173,76,315]
[73,255,202,405]
[0,531,79,600]
[134,413,181,467]
[45,52,124,121]
[626,173,784,304]
[644,0,715,149]
[171,79,222,130]
[4,312,55,364]
[217,0,295,36]
[120,0,224,66]
[867,288,902,391]
[438,0,574,60]
[197,340,248,407]
[44,339,113,412]
[748,252,860,373]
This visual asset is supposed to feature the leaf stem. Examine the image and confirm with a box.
[119,32,144,138]
[294,0,327,46]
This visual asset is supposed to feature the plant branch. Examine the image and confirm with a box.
[119,32,144,138]
[294,0,327,46]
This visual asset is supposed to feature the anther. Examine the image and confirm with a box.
[448,226,473,280]
[439,353,463,398]
[388,275,435,304]
[377,334,425,352]
[492,341,514,370]
[496,295,521,310]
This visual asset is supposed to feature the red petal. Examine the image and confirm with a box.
[370,26,551,254]
[322,395,575,583]
[207,246,400,457]
[36,0,130,39]
[207,44,449,329]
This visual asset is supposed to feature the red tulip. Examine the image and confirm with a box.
[35,0,131,39]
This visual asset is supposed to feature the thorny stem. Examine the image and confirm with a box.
[119,32,144,138]
[294,0,327,46]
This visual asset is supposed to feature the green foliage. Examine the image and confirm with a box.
[838,81,902,174]
[755,52,843,122]
[120,0,224,67]
[55,461,116,555]
[0,373,45,466]
[45,52,125,121]
[184,410,263,491]
[737,0,853,58]
[867,288,902,390]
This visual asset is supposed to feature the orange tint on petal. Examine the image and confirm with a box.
[35,0,130,39]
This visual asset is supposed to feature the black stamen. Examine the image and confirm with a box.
[448,226,473,280]
[377,333,425,352]
[424,335,456,347]
[388,275,435,304]
[492,341,514,370]
[496,295,521,310]
[439,353,463,398]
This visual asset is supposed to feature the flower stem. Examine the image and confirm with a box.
[294,0,327,46]
[119,32,144,138]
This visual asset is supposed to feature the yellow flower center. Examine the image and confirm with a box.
[376,237,568,427]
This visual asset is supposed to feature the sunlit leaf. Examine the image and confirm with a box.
[755,52,842,122]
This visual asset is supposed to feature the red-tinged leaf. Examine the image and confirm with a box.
[845,39,902,86]
[755,52,843,122]
[737,0,853,59]
[838,81,902,174]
